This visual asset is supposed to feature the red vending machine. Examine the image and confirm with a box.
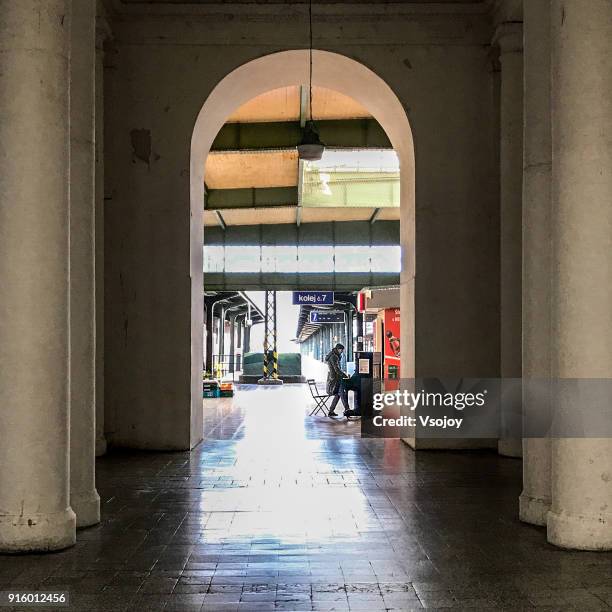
[383,308,400,387]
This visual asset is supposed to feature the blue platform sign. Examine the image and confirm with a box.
[292,291,334,306]
[309,310,345,324]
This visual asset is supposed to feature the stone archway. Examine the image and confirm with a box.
[189,50,416,445]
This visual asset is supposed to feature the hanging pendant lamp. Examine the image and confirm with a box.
[297,120,324,162]
[297,0,325,162]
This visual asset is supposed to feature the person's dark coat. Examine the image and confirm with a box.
[325,348,346,395]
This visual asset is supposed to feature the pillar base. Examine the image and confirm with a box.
[257,378,283,385]
[519,492,550,526]
[498,438,523,458]
[547,509,612,551]
[403,437,497,450]
[0,508,76,553]
[72,490,101,529]
[95,435,107,457]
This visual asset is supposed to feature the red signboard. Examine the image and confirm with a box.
[384,308,400,379]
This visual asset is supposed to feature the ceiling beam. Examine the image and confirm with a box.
[296,157,304,227]
[206,186,298,210]
[299,85,309,128]
[205,219,400,245]
[206,185,399,211]
[211,118,391,151]
[369,208,382,224]
[215,210,227,231]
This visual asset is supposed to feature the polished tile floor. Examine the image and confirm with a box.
[2,385,612,611]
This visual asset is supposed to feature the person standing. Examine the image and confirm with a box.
[325,343,349,417]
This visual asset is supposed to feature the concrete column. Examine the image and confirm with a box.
[547,0,612,550]
[95,11,110,458]
[69,0,101,528]
[495,22,524,458]
[519,0,552,526]
[0,0,76,552]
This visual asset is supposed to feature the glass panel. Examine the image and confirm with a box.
[301,148,400,208]
[334,245,370,272]
[275,245,298,273]
[261,246,298,273]
[298,246,334,273]
[225,246,261,272]
[203,245,224,273]
[206,244,401,274]
[370,245,401,273]
[261,246,275,273]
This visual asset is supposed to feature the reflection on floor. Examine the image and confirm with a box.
[202,384,362,440]
[1,384,611,611]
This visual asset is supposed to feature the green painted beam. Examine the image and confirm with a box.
[206,187,298,210]
[202,273,400,293]
[206,178,399,210]
[211,119,391,151]
[204,220,400,246]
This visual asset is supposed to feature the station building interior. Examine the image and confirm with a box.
[0,0,611,610]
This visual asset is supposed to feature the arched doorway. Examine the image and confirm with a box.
[189,50,415,444]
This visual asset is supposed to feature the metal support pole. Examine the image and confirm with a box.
[356,312,364,351]
[272,291,279,380]
[223,305,243,376]
[229,314,236,374]
[217,307,225,378]
[347,307,353,362]
[205,304,214,375]
[263,295,269,378]
[236,316,243,372]
[258,290,283,385]
[244,320,251,353]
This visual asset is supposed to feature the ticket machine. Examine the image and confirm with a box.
[354,351,382,419]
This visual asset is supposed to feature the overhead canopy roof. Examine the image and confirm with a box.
[206,150,299,190]
[204,291,265,324]
[203,205,399,227]
[204,85,399,228]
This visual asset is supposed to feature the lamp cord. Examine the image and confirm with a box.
[309,0,313,121]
